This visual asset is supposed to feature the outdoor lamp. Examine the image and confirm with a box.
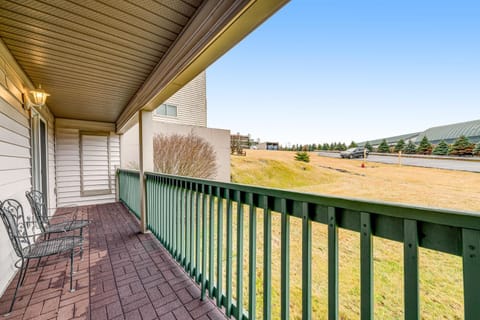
[28,84,50,108]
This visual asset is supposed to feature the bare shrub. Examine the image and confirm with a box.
[153,132,217,179]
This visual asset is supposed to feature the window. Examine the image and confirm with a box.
[155,103,177,117]
[80,132,111,196]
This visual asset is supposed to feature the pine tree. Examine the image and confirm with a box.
[404,140,417,154]
[339,143,347,151]
[348,141,358,149]
[377,139,390,153]
[449,135,474,156]
[473,142,480,156]
[365,141,373,152]
[394,139,405,153]
[295,151,310,162]
[330,143,336,151]
[416,136,432,155]
[322,143,330,150]
[432,140,449,155]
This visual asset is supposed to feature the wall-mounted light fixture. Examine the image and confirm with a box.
[24,84,50,110]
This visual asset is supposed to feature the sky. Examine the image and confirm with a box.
[206,0,480,146]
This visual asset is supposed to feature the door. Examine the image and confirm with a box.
[31,112,48,204]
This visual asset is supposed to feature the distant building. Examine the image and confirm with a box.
[230,133,250,150]
[361,119,480,147]
[257,142,279,150]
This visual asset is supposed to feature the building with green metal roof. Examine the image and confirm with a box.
[361,119,480,147]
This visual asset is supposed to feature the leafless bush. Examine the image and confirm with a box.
[153,132,217,179]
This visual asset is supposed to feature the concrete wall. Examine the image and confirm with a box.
[121,121,230,182]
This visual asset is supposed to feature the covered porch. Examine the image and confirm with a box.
[0,202,226,319]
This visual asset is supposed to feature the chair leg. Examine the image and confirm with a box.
[80,227,84,261]
[35,257,42,271]
[7,259,24,314]
[19,259,30,286]
[69,250,75,293]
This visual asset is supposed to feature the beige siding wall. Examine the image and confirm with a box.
[0,45,57,295]
[55,119,120,207]
[152,71,207,127]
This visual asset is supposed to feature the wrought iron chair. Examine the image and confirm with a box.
[0,199,82,314]
[25,190,89,238]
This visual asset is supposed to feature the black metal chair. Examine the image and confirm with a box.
[0,199,83,315]
[25,190,89,238]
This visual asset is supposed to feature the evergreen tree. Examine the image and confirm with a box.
[416,136,432,155]
[449,135,474,156]
[365,141,373,152]
[394,139,405,153]
[348,141,358,149]
[294,151,310,162]
[432,140,449,155]
[473,142,480,156]
[330,143,336,151]
[404,140,417,154]
[322,143,330,150]
[339,143,347,151]
[377,139,390,153]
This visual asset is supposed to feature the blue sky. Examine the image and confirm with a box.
[206,0,480,145]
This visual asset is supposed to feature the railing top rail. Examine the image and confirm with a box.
[117,168,141,175]
[140,170,480,231]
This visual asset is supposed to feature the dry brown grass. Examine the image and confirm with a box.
[229,150,479,319]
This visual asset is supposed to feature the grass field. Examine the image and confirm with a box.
[229,150,480,319]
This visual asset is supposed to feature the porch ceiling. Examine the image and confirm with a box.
[0,0,289,131]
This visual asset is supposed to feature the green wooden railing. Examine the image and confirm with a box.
[117,169,141,218]
[118,169,480,319]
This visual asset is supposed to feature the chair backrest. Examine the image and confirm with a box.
[0,199,35,258]
[25,190,48,232]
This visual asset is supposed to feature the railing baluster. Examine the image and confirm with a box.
[281,198,290,320]
[360,212,373,320]
[195,184,201,282]
[209,186,215,296]
[302,202,312,320]
[328,207,338,320]
[463,228,480,320]
[263,195,272,320]
[189,183,195,277]
[216,187,224,307]
[201,185,208,300]
[177,181,181,261]
[226,190,233,317]
[404,219,419,320]
[248,193,257,320]
[181,182,186,265]
[236,190,244,319]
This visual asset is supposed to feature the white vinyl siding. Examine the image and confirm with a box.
[0,43,57,297]
[152,71,206,126]
[80,133,111,196]
[55,120,119,207]
[0,95,31,296]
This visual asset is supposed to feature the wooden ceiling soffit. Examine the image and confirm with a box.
[116,0,289,133]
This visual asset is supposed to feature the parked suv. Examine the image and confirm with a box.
[340,147,369,159]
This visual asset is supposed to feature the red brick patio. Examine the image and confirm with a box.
[0,202,228,320]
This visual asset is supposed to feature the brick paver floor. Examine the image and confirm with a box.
[0,202,228,320]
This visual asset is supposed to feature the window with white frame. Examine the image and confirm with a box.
[154,103,177,117]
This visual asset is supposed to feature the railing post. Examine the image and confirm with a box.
[463,228,480,319]
[328,207,338,320]
[360,212,373,320]
[138,110,153,233]
[404,219,419,320]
